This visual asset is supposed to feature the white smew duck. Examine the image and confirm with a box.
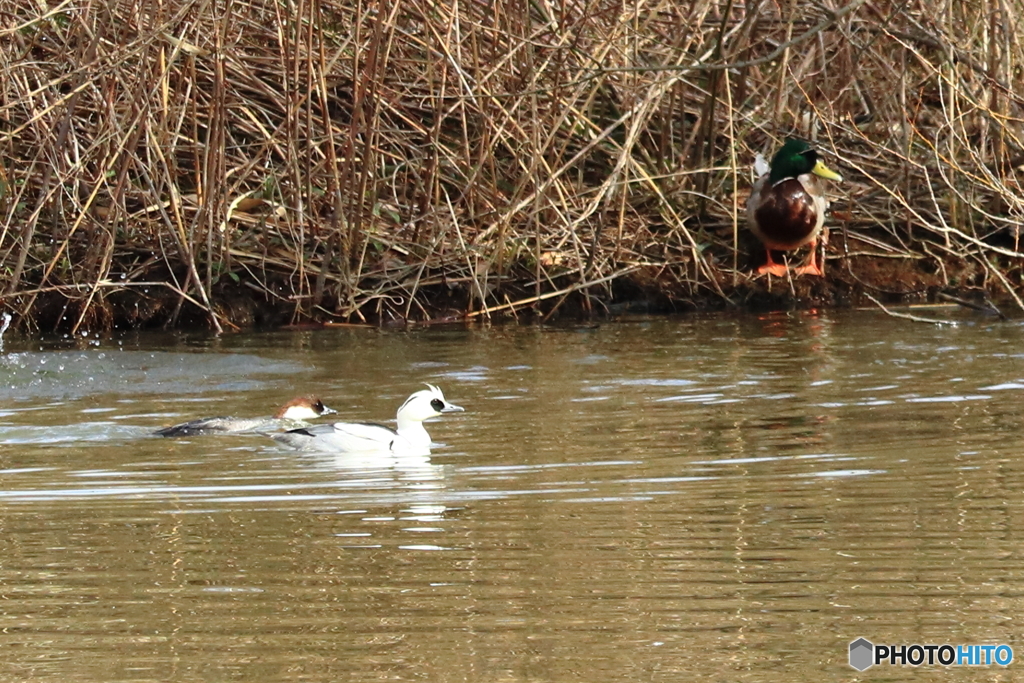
[273,384,464,453]
[155,396,336,437]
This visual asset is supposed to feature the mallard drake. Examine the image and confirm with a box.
[746,138,843,276]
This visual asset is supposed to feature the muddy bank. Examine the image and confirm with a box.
[11,246,1009,334]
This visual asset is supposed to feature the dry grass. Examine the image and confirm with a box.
[0,0,1022,331]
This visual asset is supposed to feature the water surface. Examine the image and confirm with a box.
[0,310,1022,680]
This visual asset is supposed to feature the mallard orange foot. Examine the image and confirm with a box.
[756,250,790,277]
[793,241,824,277]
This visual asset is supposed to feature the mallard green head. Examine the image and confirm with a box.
[768,138,843,184]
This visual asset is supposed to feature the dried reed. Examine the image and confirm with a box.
[0,0,1021,330]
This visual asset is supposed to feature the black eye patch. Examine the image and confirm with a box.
[430,398,444,411]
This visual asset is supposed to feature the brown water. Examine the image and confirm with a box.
[0,310,1022,680]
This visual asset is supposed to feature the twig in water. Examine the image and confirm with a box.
[864,293,955,326]
[935,292,1006,320]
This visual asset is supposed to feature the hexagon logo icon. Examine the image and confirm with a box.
[849,638,874,671]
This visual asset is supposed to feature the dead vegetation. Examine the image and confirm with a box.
[0,0,1022,331]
